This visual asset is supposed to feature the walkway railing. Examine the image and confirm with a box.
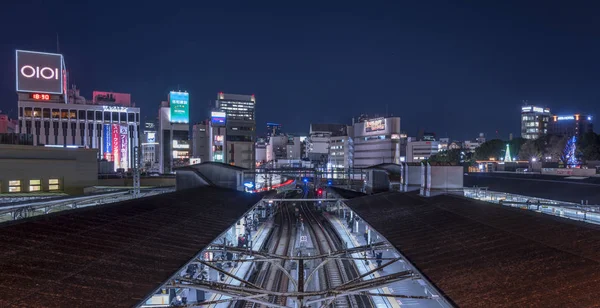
[463,187,600,225]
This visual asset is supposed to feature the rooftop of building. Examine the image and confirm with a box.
[343,191,600,307]
[0,186,263,307]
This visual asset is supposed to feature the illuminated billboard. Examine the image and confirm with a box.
[112,124,120,168]
[120,126,128,170]
[365,118,385,133]
[103,124,112,160]
[169,91,189,123]
[211,111,226,125]
[557,116,575,121]
[16,50,64,94]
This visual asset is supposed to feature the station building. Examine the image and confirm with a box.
[0,144,97,195]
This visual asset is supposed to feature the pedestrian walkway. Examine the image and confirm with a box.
[326,212,446,308]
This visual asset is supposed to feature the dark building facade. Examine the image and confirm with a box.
[549,114,593,138]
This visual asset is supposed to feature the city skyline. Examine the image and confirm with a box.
[1,1,599,140]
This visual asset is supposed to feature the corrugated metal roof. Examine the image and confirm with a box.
[0,187,263,307]
[345,192,600,307]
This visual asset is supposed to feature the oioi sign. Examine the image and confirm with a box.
[16,50,64,94]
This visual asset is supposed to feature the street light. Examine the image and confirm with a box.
[531,157,537,162]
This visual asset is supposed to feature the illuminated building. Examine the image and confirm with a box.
[264,135,303,167]
[352,117,401,168]
[15,50,140,172]
[549,114,593,138]
[17,90,140,171]
[215,93,256,169]
[521,105,551,139]
[407,140,439,162]
[307,124,349,166]
[142,122,158,172]
[158,91,190,174]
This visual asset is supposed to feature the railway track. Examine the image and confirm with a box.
[233,189,372,308]
[300,198,354,308]
[300,192,374,308]
[235,192,296,308]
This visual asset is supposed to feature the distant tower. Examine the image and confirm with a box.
[504,144,512,162]
[509,133,513,141]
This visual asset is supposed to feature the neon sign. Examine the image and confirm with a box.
[16,50,64,94]
[557,116,575,121]
[30,93,50,100]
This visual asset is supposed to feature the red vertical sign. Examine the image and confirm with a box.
[112,124,120,168]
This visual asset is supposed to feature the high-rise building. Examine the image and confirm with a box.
[255,137,267,165]
[549,114,593,138]
[191,121,210,164]
[142,122,158,172]
[158,91,190,173]
[307,124,348,166]
[352,117,401,168]
[266,122,282,136]
[521,105,551,139]
[215,93,256,169]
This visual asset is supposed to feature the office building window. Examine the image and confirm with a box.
[52,109,60,118]
[9,180,21,193]
[49,179,60,191]
[24,107,32,117]
[29,179,41,192]
[43,108,50,118]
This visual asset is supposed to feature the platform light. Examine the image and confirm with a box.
[243,182,254,189]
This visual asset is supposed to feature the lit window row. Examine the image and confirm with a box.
[4,179,60,193]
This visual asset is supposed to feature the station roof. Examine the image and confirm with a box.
[0,187,263,307]
[464,173,600,204]
[344,192,600,307]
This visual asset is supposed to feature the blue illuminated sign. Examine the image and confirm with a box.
[211,111,226,125]
[103,124,111,159]
[169,91,189,123]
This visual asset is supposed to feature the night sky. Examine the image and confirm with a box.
[1,1,599,140]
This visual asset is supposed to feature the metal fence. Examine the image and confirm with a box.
[463,187,600,225]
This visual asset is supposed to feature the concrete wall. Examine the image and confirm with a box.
[426,163,464,196]
[365,169,389,194]
[402,163,421,192]
[0,144,98,195]
[541,168,597,177]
